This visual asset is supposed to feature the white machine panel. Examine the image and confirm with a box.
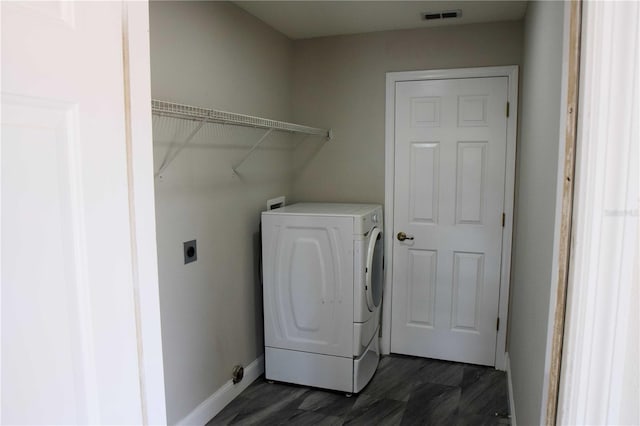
[265,347,353,393]
[353,331,380,393]
[264,203,381,235]
[262,214,354,358]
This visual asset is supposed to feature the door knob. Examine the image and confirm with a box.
[397,232,414,241]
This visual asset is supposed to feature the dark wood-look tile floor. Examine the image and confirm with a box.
[208,355,511,426]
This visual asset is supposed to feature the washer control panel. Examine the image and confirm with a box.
[359,207,383,235]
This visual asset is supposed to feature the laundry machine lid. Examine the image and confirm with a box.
[365,227,383,311]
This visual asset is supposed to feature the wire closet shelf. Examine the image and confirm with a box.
[152,99,332,177]
[152,99,333,137]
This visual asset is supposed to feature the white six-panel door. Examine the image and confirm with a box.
[390,77,508,366]
[1,2,162,423]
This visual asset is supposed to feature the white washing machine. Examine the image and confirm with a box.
[261,203,383,394]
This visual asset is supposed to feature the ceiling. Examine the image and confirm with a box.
[234,1,528,40]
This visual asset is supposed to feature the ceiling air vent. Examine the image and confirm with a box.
[423,9,462,21]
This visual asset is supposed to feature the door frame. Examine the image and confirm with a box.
[124,2,167,422]
[382,66,519,370]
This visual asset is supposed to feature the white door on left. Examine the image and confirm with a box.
[2,2,161,424]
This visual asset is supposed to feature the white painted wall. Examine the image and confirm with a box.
[149,2,294,422]
[507,2,565,425]
[291,21,523,203]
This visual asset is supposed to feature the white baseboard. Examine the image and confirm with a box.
[177,355,264,426]
[505,352,517,426]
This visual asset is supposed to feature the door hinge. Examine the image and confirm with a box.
[497,317,500,331]
[506,102,510,117]
[502,213,506,227]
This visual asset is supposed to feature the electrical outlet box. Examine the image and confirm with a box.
[183,240,197,264]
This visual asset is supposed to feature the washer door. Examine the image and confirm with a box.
[365,227,383,312]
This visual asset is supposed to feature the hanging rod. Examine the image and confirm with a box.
[152,99,332,177]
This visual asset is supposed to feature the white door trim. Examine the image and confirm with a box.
[557,1,639,423]
[124,2,167,423]
[382,66,519,370]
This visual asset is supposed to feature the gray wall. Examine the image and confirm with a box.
[149,2,294,422]
[291,21,523,203]
[508,1,565,424]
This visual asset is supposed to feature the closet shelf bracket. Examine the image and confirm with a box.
[155,118,206,178]
[232,128,274,174]
[151,99,333,177]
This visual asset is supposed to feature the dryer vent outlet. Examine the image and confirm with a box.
[232,365,244,384]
